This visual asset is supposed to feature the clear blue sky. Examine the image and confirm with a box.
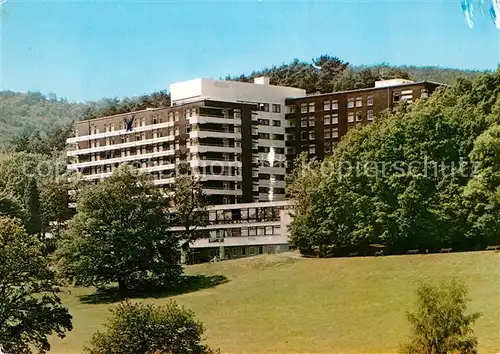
[1,0,499,102]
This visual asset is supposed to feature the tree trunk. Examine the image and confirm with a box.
[117,277,128,294]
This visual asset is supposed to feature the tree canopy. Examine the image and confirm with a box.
[288,69,500,255]
[56,165,182,292]
[0,57,482,149]
[171,175,209,245]
[84,301,217,354]
[401,280,481,354]
[0,216,72,353]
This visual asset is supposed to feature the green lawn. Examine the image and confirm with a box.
[50,251,500,354]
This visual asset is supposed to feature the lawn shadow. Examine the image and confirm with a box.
[79,274,229,304]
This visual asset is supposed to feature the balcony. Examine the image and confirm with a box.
[189,115,241,125]
[257,139,286,148]
[190,159,242,168]
[190,130,240,140]
[202,188,243,196]
[67,149,176,170]
[67,135,175,157]
[259,179,286,188]
[67,121,176,143]
[194,173,242,182]
[189,144,242,154]
[77,163,176,181]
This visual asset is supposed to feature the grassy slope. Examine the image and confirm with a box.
[51,252,500,354]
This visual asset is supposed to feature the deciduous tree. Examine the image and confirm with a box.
[84,301,218,354]
[171,175,209,244]
[400,280,481,354]
[56,165,181,293]
[0,216,72,353]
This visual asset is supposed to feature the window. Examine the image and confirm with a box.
[258,133,270,139]
[324,115,331,125]
[271,104,281,113]
[308,102,315,112]
[332,113,339,124]
[272,134,284,141]
[301,117,308,127]
[300,103,307,113]
[272,120,281,127]
[308,117,315,127]
[367,110,374,121]
[309,144,316,154]
[332,100,339,110]
[234,110,242,119]
[356,111,362,122]
[323,100,331,111]
[401,89,413,102]
[332,128,339,138]
[287,105,296,114]
[309,131,315,140]
[421,89,429,99]
[259,119,270,126]
[347,98,355,108]
[301,131,308,141]
[324,142,331,153]
[174,112,179,121]
[288,120,296,127]
[393,92,400,102]
[324,128,331,139]
[348,112,355,122]
[355,97,362,107]
[259,103,269,112]
[367,95,374,106]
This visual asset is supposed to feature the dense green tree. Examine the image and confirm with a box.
[289,70,500,255]
[40,178,72,237]
[81,90,171,121]
[401,280,481,354]
[0,190,25,220]
[463,122,500,246]
[171,175,209,244]
[24,176,42,235]
[56,165,181,293]
[0,152,56,198]
[84,301,218,354]
[0,91,86,150]
[0,216,72,353]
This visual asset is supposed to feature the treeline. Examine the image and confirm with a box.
[0,56,484,153]
[0,90,171,153]
[288,69,500,256]
[225,56,485,94]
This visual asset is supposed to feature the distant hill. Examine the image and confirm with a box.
[0,91,88,148]
[354,65,485,85]
[0,57,487,151]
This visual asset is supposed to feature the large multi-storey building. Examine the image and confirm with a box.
[66,77,443,262]
[284,79,443,161]
[67,77,306,204]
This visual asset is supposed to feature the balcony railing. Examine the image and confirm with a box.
[68,149,176,170]
[67,135,175,156]
[67,121,176,143]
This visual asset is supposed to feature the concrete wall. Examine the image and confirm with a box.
[171,78,306,105]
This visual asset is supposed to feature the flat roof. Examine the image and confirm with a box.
[286,80,446,101]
